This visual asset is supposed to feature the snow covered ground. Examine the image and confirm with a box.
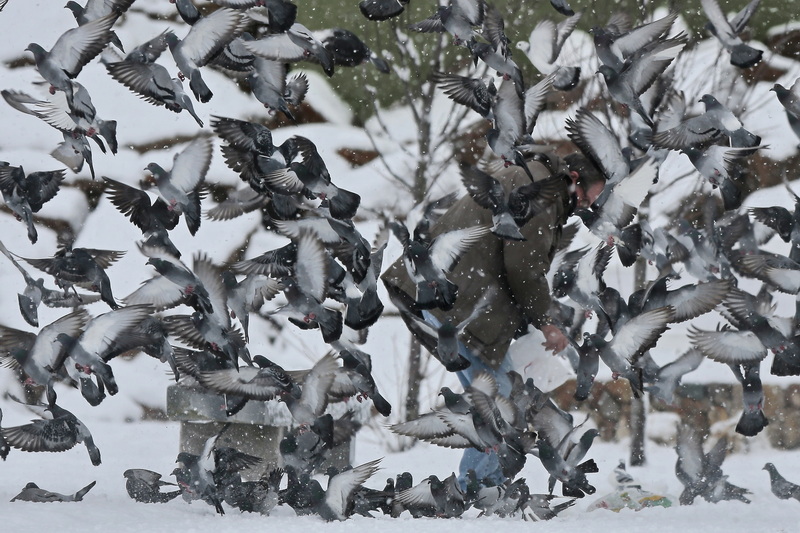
[2,0,800,530]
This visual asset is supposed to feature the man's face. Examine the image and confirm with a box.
[576,181,605,209]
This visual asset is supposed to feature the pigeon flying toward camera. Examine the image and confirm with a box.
[145,137,212,236]
[0,164,65,244]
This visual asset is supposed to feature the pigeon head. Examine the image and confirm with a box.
[25,43,47,61]
[699,94,718,108]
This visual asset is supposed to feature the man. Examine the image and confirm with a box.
[382,151,605,486]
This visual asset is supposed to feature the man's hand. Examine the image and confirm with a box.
[541,324,569,353]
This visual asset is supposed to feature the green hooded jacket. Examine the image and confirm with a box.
[382,156,572,369]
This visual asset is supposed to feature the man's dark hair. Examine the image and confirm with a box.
[564,153,606,188]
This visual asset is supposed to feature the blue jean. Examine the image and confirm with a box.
[422,312,513,489]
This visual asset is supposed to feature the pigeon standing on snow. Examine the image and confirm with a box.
[763,463,800,502]
[124,468,181,503]
[10,480,96,502]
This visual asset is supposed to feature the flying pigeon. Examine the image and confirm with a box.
[315,458,383,521]
[21,244,125,310]
[517,12,582,91]
[145,136,212,236]
[390,219,489,311]
[318,28,389,73]
[247,57,308,120]
[409,0,484,48]
[53,304,155,398]
[244,22,335,77]
[359,0,409,21]
[104,32,205,127]
[772,79,800,144]
[701,0,763,68]
[25,13,117,110]
[165,8,246,102]
[0,164,65,243]
[2,385,102,465]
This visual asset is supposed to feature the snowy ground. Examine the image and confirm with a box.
[1,418,800,532]
[2,0,800,530]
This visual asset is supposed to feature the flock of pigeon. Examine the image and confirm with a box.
[1,0,800,521]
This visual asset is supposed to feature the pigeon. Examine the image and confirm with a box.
[653,94,762,152]
[165,8,246,102]
[64,0,134,52]
[763,463,800,502]
[25,13,117,110]
[104,32,205,127]
[390,219,489,310]
[315,458,383,521]
[0,241,100,327]
[675,425,750,504]
[701,0,763,68]
[409,0,484,48]
[749,185,800,263]
[395,473,467,518]
[127,246,215,315]
[10,480,96,503]
[432,71,497,118]
[318,28,389,73]
[145,137,212,236]
[165,311,251,368]
[597,33,686,127]
[103,176,182,258]
[2,385,102,465]
[268,231,343,343]
[359,0,409,21]
[21,245,125,310]
[262,136,361,220]
[459,162,565,240]
[282,352,339,427]
[585,306,675,396]
[0,164,65,243]
[196,355,296,403]
[644,348,704,404]
[243,22,335,77]
[516,12,582,91]
[330,344,392,416]
[772,79,800,143]
[0,309,90,390]
[729,361,769,437]
[0,408,9,460]
[247,57,308,120]
[124,469,181,503]
[535,437,596,498]
[53,304,155,398]
[628,276,733,323]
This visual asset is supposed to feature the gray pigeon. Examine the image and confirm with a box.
[2,385,102,465]
[165,8,246,102]
[10,480,96,503]
[763,463,800,502]
[244,22,334,76]
[701,0,763,68]
[104,32,205,127]
[247,57,308,120]
[0,164,65,243]
[772,79,800,143]
[124,468,181,504]
[64,0,135,52]
[145,137,212,236]
[25,13,117,110]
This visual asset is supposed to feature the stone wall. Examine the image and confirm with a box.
[549,379,800,449]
